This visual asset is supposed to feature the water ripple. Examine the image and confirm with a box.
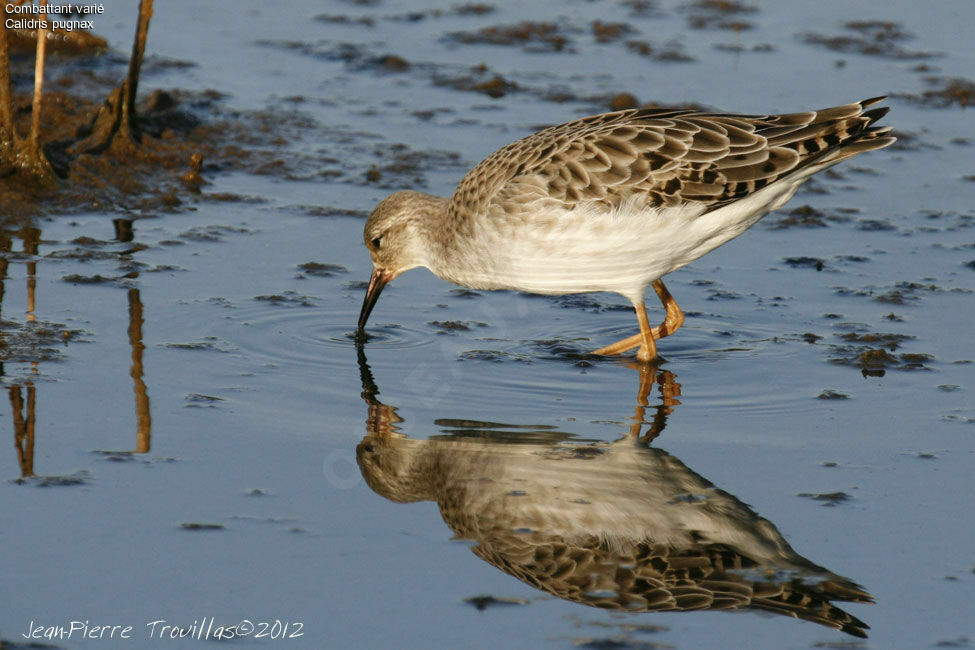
[224,303,434,370]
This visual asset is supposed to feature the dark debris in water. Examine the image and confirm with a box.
[801,21,938,59]
[834,254,870,264]
[444,21,572,53]
[849,348,895,372]
[871,289,914,305]
[624,39,695,63]
[0,319,80,363]
[254,291,317,307]
[222,90,464,188]
[361,3,497,23]
[900,353,935,367]
[363,143,463,188]
[263,36,527,104]
[370,54,411,72]
[571,636,673,650]
[458,349,533,363]
[47,244,136,261]
[797,177,830,196]
[180,522,225,531]
[91,450,138,462]
[823,319,936,375]
[185,393,226,408]
[145,264,184,273]
[463,595,529,610]
[428,320,488,333]
[829,346,935,376]
[621,0,665,18]
[564,614,672,649]
[592,20,637,43]
[470,75,518,99]
[828,321,868,332]
[11,470,91,487]
[798,491,852,505]
[885,129,939,152]
[765,205,852,230]
[255,38,365,64]
[713,42,774,54]
[705,289,742,301]
[832,280,951,305]
[894,77,975,109]
[783,256,825,271]
[178,225,251,242]
[454,4,497,17]
[835,332,914,351]
[61,273,119,285]
[161,337,234,352]
[607,93,640,111]
[296,261,348,277]
[285,205,369,219]
[313,13,376,27]
[683,0,757,31]
[817,389,850,400]
[554,294,633,313]
[433,65,520,99]
[532,339,601,367]
[449,288,482,299]
[855,218,897,232]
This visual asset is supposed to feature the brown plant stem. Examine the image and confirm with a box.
[71,0,154,154]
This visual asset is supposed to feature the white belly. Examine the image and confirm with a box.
[436,179,802,303]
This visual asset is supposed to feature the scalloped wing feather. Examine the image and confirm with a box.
[446,97,893,224]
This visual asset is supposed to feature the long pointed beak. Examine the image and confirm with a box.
[357,266,394,333]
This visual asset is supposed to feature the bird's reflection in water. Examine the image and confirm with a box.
[354,348,872,637]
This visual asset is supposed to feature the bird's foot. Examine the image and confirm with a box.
[591,333,642,356]
[635,344,662,365]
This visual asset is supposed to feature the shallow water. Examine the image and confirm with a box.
[2,0,974,648]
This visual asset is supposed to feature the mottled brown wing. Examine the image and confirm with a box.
[447,97,893,221]
[471,538,872,636]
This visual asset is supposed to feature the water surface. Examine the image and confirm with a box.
[2,1,974,648]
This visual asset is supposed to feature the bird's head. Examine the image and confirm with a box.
[357,191,447,333]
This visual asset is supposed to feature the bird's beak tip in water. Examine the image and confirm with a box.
[357,267,393,334]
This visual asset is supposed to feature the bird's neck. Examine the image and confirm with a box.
[412,194,456,273]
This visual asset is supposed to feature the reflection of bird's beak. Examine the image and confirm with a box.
[357,266,394,333]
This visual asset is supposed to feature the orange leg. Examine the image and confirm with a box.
[634,306,657,362]
[592,280,685,359]
[652,279,685,337]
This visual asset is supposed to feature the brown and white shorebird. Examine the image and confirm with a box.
[353,350,872,635]
[357,98,894,362]
[356,425,873,636]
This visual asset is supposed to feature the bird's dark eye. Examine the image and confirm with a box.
[371,236,382,249]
